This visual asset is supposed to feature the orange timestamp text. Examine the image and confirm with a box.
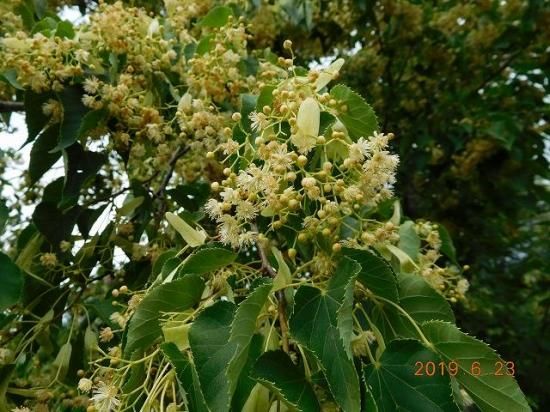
[414,360,515,377]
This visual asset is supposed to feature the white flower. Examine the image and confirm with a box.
[348,137,370,162]
[91,382,121,412]
[292,97,320,154]
[219,215,240,247]
[249,111,268,131]
[205,199,223,220]
[78,378,93,393]
[235,200,257,221]
[457,279,470,295]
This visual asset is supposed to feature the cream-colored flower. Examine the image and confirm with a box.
[249,111,269,131]
[78,378,93,393]
[99,327,114,343]
[92,382,121,412]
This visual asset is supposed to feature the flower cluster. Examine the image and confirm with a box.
[205,55,399,278]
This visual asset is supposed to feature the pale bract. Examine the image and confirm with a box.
[315,58,345,91]
[292,97,320,153]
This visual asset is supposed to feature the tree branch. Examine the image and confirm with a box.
[0,101,24,113]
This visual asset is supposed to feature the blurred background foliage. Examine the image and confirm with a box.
[0,0,548,409]
[240,0,550,407]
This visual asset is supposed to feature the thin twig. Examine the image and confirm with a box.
[0,101,24,113]
[154,146,187,198]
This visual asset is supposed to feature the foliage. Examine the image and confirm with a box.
[0,0,542,411]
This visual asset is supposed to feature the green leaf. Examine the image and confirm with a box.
[60,144,106,208]
[76,205,106,238]
[161,342,208,412]
[198,6,233,27]
[123,275,205,357]
[385,244,418,273]
[422,321,531,412]
[0,252,24,310]
[51,86,88,152]
[31,16,58,35]
[256,85,276,111]
[117,196,144,217]
[330,84,378,141]
[399,221,421,261]
[195,35,213,55]
[227,279,273,397]
[343,248,398,302]
[398,273,455,324]
[167,181,211,212]
[29,125,62,184]
[485,113,521,150]
[189,279,272,411]
[78,108,108,138]
[32,202,80,246]
[23,90,54,145]
[365,339,458,412]
[0,69,23,90]
[0,199,8,233]
[231,334,264,411]
[55,20,75,39]
[437,225,456,263]
[289,257,361,411]
[189,301,238,412]
[272,247,292,291]
[251,350,321,412]
[240,93,258,132]
[179,246,237,276]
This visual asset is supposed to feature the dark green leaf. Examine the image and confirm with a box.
[0,252,24,310]
[123,275,205,357]
[161,342,208,412]
[398,273,455,324]
[51,86,88,152]
[60,143,106,208]
[330,84,378,141]
[437,225,456,263]
[343,248,398,302]
[178,246,237,276]
[422,321,531,412]
[289,257,361,411]
[399,221,421,261]
[251,350,321,412]
[29,125,62,184]
[76,205,106,238]
[0,200,8,234]
[365,339,458,412]
[32,202,80,246]
[78,108,108,138]
[189,301,238,411]
[23,90,54,145]
[167,181,211,212]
